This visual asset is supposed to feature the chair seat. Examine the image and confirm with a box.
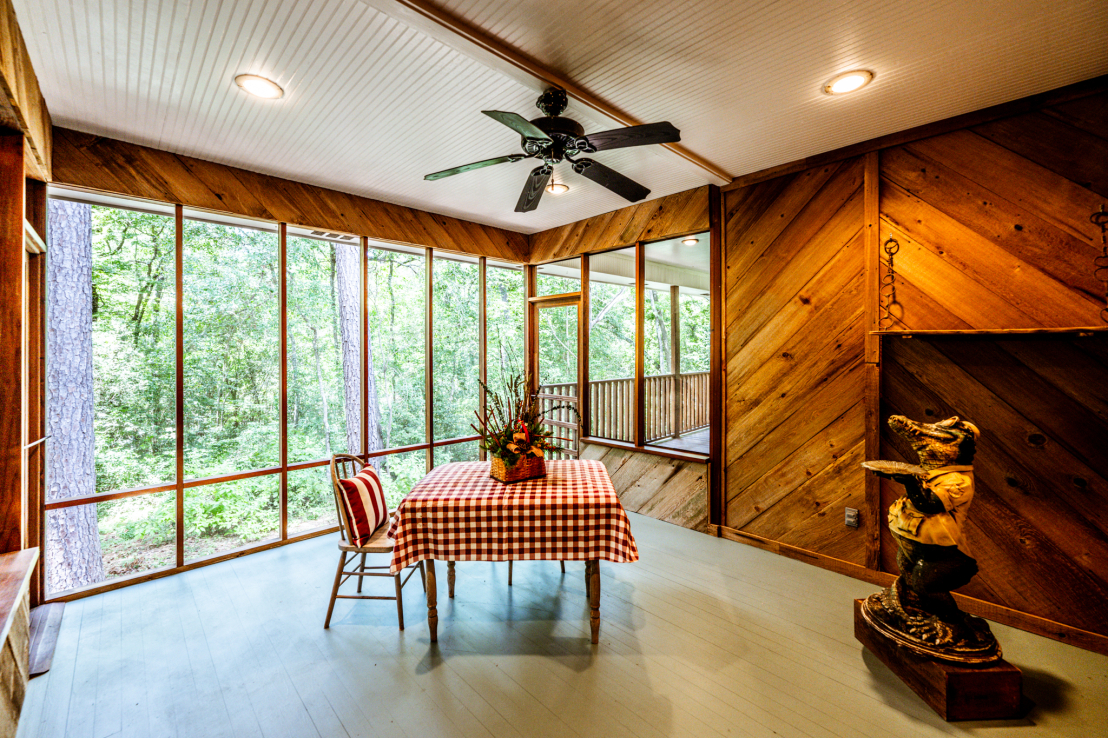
[338,518,394,554]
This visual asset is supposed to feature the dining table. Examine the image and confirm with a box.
[387,458,639,644]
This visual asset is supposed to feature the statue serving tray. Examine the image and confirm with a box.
[861,460,923,476]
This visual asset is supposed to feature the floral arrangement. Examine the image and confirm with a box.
[472,374,565,468]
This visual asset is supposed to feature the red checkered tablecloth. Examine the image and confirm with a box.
[388,459,638,574]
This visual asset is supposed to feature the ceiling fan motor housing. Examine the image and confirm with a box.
[526,115,586,161]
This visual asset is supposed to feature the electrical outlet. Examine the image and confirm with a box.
[845,507,860,528]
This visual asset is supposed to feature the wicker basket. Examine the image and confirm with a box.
[490,454,546,483]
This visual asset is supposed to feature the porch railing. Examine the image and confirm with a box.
[538,371,709,455]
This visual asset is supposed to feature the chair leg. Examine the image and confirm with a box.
[325,551,347,629]
[560,561,566,574]
[357,552,367,593]
[394,574,405,630]
[419,561,426,592]
[508,560,513,586]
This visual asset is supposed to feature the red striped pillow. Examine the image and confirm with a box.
[337,465,389,546]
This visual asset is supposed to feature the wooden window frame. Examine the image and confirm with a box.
[40,193,506,602]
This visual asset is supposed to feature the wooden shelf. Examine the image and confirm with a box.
[872,327,1108,338]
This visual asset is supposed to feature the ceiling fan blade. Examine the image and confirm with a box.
[576,122,680,153]
[424,154,526,181]
[483,110,553,144]
[515,165,552,213]
[572,158,650,202]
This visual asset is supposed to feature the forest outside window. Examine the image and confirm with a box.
[42,188,524,598]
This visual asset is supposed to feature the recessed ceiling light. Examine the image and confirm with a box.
[682,237,699,246]
[547,182,569,195]
[822,70,874,95]
[235,74,284,99]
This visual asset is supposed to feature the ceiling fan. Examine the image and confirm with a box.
[424,88,680,213]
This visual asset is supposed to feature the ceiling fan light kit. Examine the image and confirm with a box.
[425,87,681,213]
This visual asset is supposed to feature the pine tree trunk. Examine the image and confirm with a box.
[336,243,383,454]
[46,200,105,592]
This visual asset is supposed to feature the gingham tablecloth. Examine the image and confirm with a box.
[387,459,638,574]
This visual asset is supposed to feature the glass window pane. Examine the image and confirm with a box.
[433,256,479,441]
[287,466,339,536]
[486,261,525,396]
[90,205,177,493]
[433,441,480,469]
[588,247,635,441]
[644,234,710,454]
[536,257,580,296]
[46,491,177,594]
[184,475,279,562]
[367,247,425,449]
[183,218,279,478]
[372,449,427,509]
[287,236,361,461]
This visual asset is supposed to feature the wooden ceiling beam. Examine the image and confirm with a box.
[360,0,731,186]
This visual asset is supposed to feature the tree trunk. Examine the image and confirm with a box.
[334,243,380,454]
[46,200,105,592]
[308,324,333,458]
[648,290,671,373]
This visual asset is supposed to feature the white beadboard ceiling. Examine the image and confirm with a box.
[14,0,1108,235]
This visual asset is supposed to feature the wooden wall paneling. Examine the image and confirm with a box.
[51,129,528,262]
[0,0,50,180]
[0,131,23,553]
[23,178,44,605]
[880,335,1108,637]
[528,186,710,263]
[579,442,707,532]
[708,184,724,529]
[723,155,867,564]
[879,91,1108,331]
[862,151,881,569]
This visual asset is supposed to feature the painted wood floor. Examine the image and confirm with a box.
[16,513,1108,738]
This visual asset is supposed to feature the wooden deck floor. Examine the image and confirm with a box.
[17,513,1108,738]
[649,428,709,455]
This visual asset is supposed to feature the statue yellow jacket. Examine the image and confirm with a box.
[888,466,975,548]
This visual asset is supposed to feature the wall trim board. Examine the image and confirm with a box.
[0,0,50,180]
[723,73,1108,192]
[709,524,1108,656]
[50,128,529,262]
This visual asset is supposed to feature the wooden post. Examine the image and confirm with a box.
[579,254,590,442]
[25,178,46,605]
[175,204,185,567]
[863,151,882,570]
[361,237,369,459]
[524,264,537,394]
[0,131,24,553]
[278,223,288,541]
[708,184,725,530]
[634,243,645,448]
[478,257,487,461]
[670,284,681,438]
[425,247,434,472]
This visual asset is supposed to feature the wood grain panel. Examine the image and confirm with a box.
[528,186,709,262]
[880,336,1108,636]
[0,0,50,180]
[51,128,529,262]
[723,155,868,565]
[579,442,707,532]
[880,91,1108,330]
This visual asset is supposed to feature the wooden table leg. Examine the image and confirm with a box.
[447,561,455,599]
[425,559,438,642]
[588,559,600,644]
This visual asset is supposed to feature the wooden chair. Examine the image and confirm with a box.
[324,454,424,630]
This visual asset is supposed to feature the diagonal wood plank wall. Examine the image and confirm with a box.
[722,157,868,563]
[721,86,1108,650]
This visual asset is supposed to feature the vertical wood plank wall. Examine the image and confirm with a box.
[721,88,1108,649]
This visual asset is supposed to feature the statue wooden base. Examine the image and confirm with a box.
[854,600,1022,721]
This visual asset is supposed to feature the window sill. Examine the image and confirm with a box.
[579,436,709,464]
